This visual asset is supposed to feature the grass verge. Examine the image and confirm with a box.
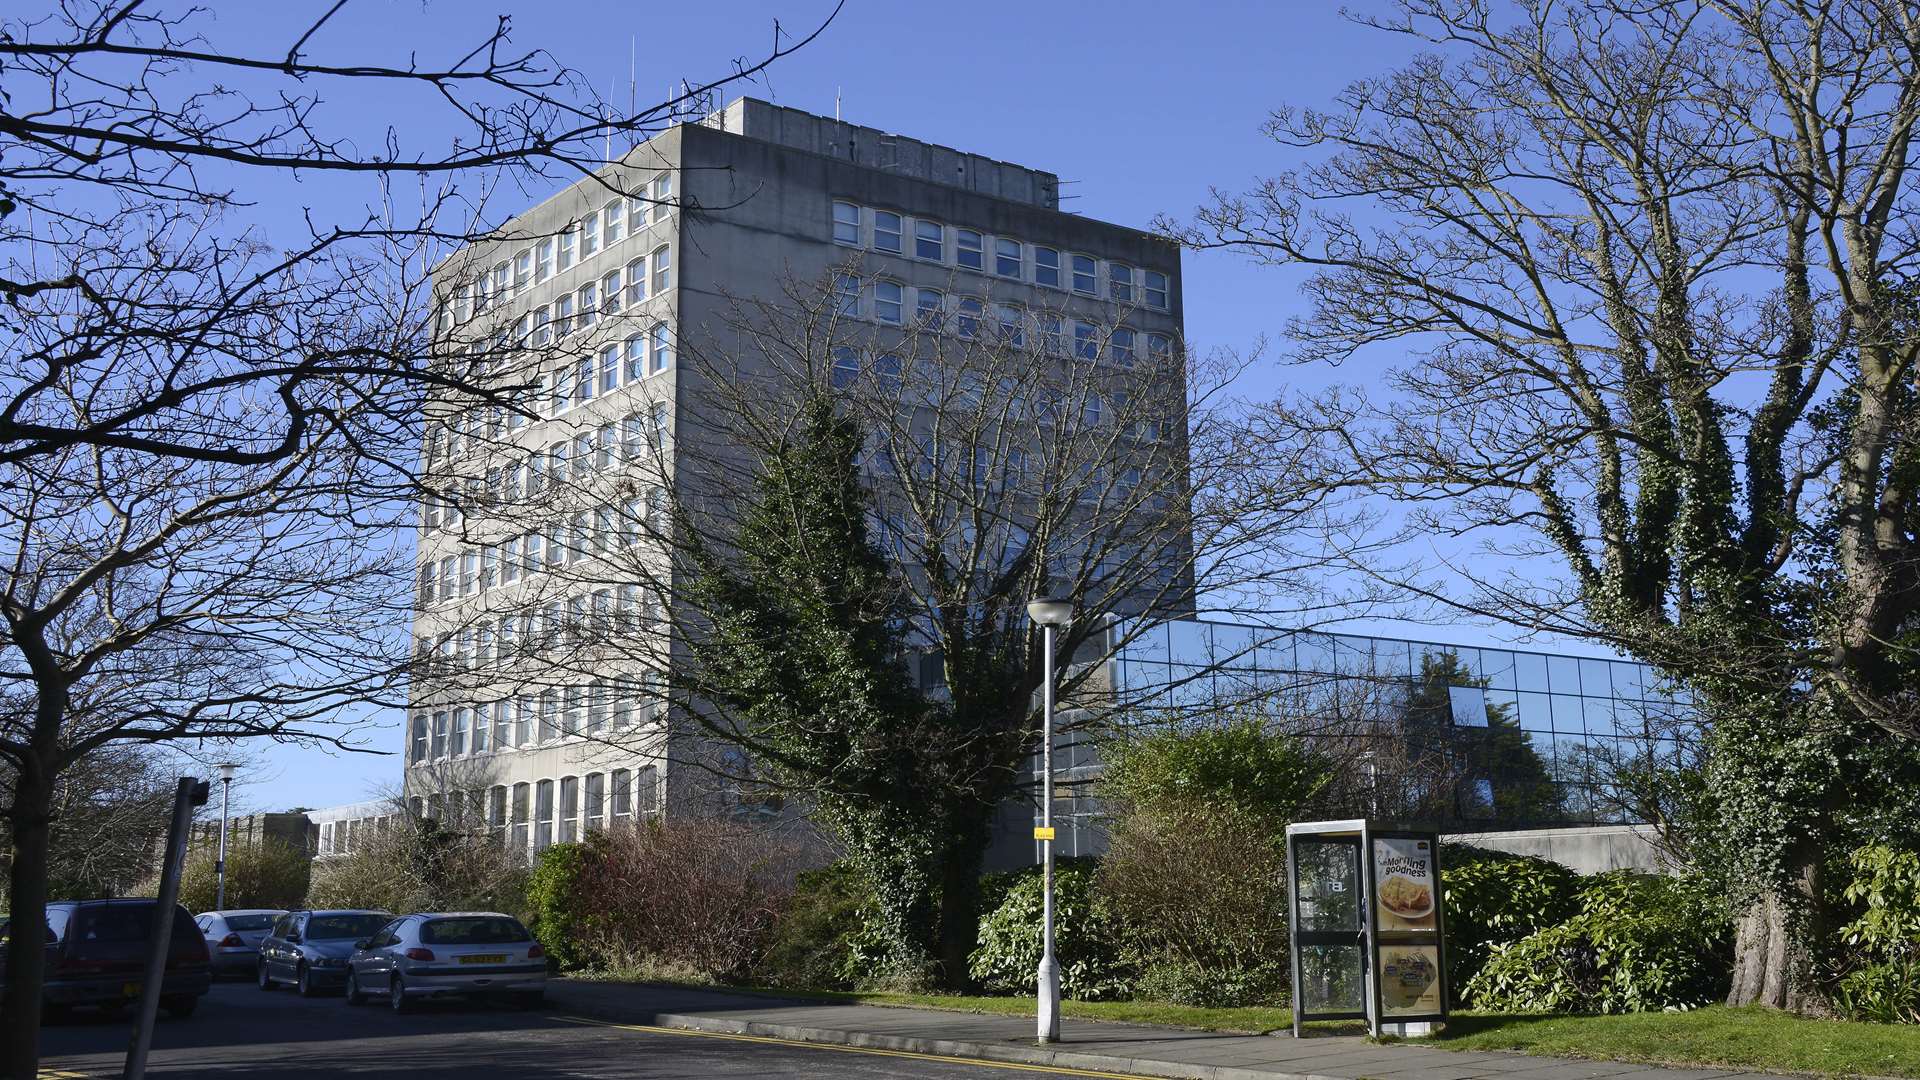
[1425,1006,1920,1078]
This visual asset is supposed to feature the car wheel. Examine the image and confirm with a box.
[389,975,412,1014]
[257,960,275,991]
[344,970,365,1006]
[296,963,317,998]
[163,994,198,1019]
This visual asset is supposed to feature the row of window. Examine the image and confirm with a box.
[407,678,664,763]
[424,408,669,533]
[424,329,674,468]
[416,587,664,672]
[315,814,395,857]
[420,491,667,608]
[831,200,1171,310]
[829,273,1171,364]
[404,767,665,855]
[449,175,675,325]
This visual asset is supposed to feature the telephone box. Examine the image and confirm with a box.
[1285,819,1447,1037]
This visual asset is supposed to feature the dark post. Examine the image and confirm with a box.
[123,777,207,1080]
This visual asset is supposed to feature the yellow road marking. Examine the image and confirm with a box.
[39,1071,90,1079]
[554,1015,1157,1078]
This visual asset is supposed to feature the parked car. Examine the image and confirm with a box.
[345,912,546,1013]
[257,909,392,997]
[0,899,210,1019]
[196,909,286,978]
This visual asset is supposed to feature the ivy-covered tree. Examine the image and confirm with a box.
[1175,1,1920,1010]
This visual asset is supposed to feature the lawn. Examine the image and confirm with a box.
[1425,1006,1920,1078]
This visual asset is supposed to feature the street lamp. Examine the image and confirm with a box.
[1025,597,1072,1044]
[213,762,239,910]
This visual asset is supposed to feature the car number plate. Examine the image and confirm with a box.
[122,982,142,998]
[460,954,507,965]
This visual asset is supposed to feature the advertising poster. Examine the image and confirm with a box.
[1371,837,1438,933]
[1377,944,1443,1016]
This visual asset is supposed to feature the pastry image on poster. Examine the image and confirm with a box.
[1371,837,1438,932]
[1378,944,1442,1015]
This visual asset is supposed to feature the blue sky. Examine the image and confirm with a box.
[205,0,1568,810]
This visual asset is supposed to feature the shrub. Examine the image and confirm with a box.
[1097,804,1291,1006]
[147,838,311,912]
[756,860,886,991]
[305,815,526,916]
[548,818,808,982]
[1098,713,1329,851]
[1466,871,1731,1013]
[1440,844,1581,1004]
[525,841,593,970]
[969,858,1131,1000]
[1835,844,1920,1023]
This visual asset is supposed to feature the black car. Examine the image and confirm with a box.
[0,899,211,1019]
[257,909,392,996]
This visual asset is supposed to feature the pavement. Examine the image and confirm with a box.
[543,981,1792,1080]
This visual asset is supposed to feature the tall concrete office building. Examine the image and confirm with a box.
[406,99,1186,857]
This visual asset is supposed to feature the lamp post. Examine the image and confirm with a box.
[1025,596,1073,1044]
[213,762,239,910]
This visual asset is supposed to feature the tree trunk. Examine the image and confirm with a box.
[3,764,53,1080]
[1725,852,1830,1014]
[934,809,993,990]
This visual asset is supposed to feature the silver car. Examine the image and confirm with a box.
[196,909,286,978]
[344,912,546,1012]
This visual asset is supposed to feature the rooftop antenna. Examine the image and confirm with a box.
[835,87,842,121]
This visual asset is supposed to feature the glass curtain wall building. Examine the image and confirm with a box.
[1039,618,1695,851]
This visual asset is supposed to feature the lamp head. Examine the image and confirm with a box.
[215,762,239,782]
[1026,598,1073,628]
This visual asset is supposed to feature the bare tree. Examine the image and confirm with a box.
[1170,0,1920,1010]
[0,1,836,1069]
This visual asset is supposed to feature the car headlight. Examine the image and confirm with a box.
[312,956,347,968]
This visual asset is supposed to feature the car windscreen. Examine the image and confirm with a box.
[305,914,390,940]
[222,914,278,932]
[419,917,530,945]
[73,905,197,943]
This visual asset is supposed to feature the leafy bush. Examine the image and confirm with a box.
[1835,845,1920,1023]
[1466,872,1731,1013]
[525,841,593,970]
[147,839,311,912]
[969,858,1131,1000]
[305,814,526,916]
[1440,844,1581,1004]
[1097,804,1291,1006]
[756,860,890,991]
[1099,714,1328,850]
[540,818,808,982]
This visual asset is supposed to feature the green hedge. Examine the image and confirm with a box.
[1440,844,1582,1004]
[1466,871,1731,1013]
[970,858,1132,1001]
[525,840,593,970]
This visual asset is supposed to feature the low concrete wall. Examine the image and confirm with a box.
[1444,824,1667,875]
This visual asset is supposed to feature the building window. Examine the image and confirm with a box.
[1148,333,1172,361]
[650,322,672,372]
[600,344,621,394]
[515,250,533,292]
[636,765,659,815]
[651,400,670,445]
[575,357,595,405]
[536,239,554,282]
[602,269,622,314]
[956,297,983,340]
[1145,269,1169,310]
[585,772,605,832]
[514,695,533,746]
[538,688,559,742]
[994,303,1024,346]
[558,225,576,272]
[651,173,673,222]
[602,200,624,246]
[831,346,860,389]
[1109,263,1134,304]
[833,201,860,245]
[916,288,943,327]
[582,212,600,258]
[554,294,574,338]
[1071,254,1098,295]
[511,783,530,850]
[835,273,861,318]
[1074,321,1099,360]
[559,776,579,842]
[956,228,984,270]
[410,714,428,763]
[534,779,554,850]
[650,245,671,294]
[577,283,598,329]
[995,238,1022,278]
[914,219,943,261]
[874,280,903,325]
[430,711,449,759]
[1111,326,1137,366]
[626,257,647,306]
[611,769,633,824]
[532,306,552,347]
[472,703,491,754]
[1083,393,1104,427]
[450,707,469,756]
[492,698,512,749]
[874,210,902,253]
